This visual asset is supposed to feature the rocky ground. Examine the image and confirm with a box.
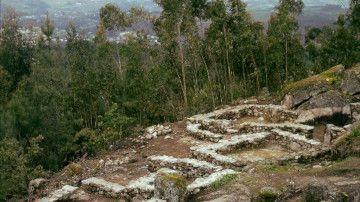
[31,64,360,202]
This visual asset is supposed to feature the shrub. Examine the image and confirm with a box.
[74,128,99,155]
[0,138,29,200]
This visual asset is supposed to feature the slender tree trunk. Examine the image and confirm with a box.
[177,21,188,111]
[223,25,233,101]
[207,46,222,105]
[251,53,260,93]
[114,46,122,72]
[263,42,269,90]
[201,53,216,109]
[285,38,289,82]
[241,57,248,96]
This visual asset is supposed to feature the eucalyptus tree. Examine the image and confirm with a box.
[305,0,359,70]
[40,12,55,47]
[0,8,32,89]
[155,0,200,112]
[267,0,305,89]
[348,0,359,31]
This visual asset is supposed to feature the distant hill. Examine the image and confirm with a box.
[3,0,348,14]
[2,0,50,15]
[0,0,348,38]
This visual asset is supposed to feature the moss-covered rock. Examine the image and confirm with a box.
[282,64,360,110]
[303,182,329,202]
[257,186,279,202]
[210,174,237,190]
[154,172,188,202]
[297,90,349,110]
[333,125,360,159]
[284,64,344,95]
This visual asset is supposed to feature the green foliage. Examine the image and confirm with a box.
[258,189,278,202]
[211,174,237,190]
[0,8,32,88]
[162,173,188,189]
[267,0,305,89]
[348,0,360,31]
[0,138,42,200]
[350,127,360,138]
[100,3,129,31]
[0,138,27,200]
[283,64,343,94]
[65,163,83,177]
[305,4,360,71]
[0,1,359,200]
[40,12,55,43]
[0,66,13,104]
[73,128,99,155]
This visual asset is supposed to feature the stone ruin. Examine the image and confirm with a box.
[36,100,360,201]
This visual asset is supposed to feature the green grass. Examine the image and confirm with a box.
[283,64,344,94]
[163,173,187,189]
[259,189,279,202]
[211,174,237,190]
[349,128,360,138]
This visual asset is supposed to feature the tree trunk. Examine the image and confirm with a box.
[177,21,188,111]
[201,53,216,109]
[115,46,122,72]
[242,58,247,91]
[263,42,269,90]
[223,25,233,101]
[285,38,289,82]
[251,53,260,93]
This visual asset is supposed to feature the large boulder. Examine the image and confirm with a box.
[303,182,329,202]
[154,172,188,202]
[258,186,279,201]
[283,64,360,111]
[28,178,47,199]
[342,63,360,97]
[282,65,344,110]
[297,91,349,110]
[341,74,360,96]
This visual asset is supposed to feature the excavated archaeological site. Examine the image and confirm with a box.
[32,65,360,201]
[30,101,360,201]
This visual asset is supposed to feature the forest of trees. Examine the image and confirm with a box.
[0,0,359,200]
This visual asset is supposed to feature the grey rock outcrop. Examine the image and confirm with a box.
[154,172,188,202]
[297,91,349,110]
[303,182,329,202]
[282,64,360,111]
[28,178,47,199]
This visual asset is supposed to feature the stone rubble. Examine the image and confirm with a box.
[148,155,223,176]
[324,124,346,146]
[38,102,359,201]
[272,129,321,146]
[80,168,179,199]
[39,185,78,202]
[187,169,237,193]
[191,132,271,166]
[186,123,224,142]
[82,177,125,197]
[296,106,352,123]
[144,124,172,140]
[237,122,314,134]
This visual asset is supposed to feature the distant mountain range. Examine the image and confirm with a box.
[2,0,348,15]
[0,0,349,39]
